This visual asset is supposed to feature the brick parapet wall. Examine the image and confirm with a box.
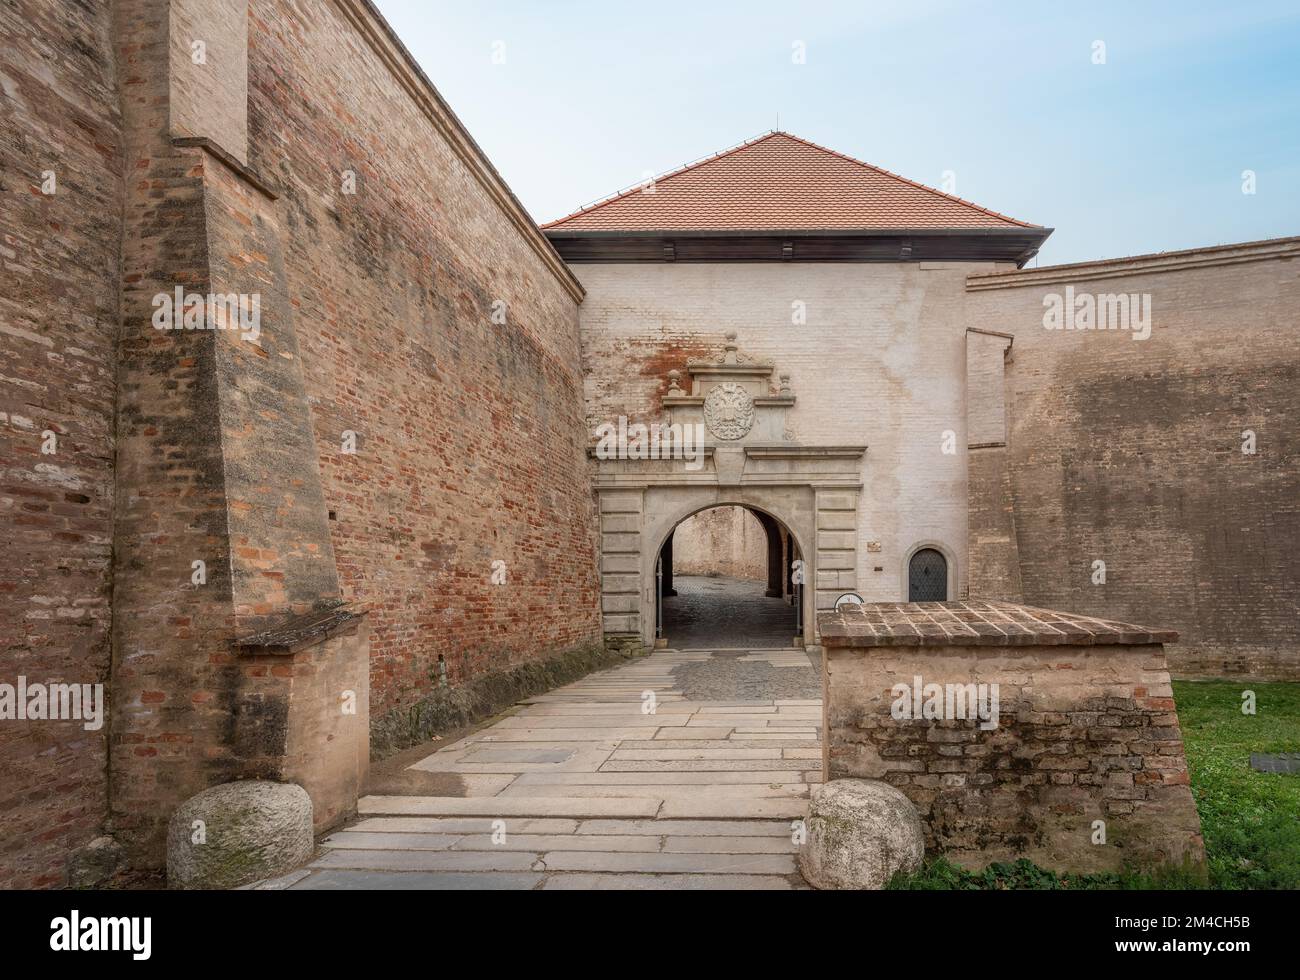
[821,603,1205,872]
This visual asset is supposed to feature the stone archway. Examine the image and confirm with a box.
[591,333,865,651]
[596,468,863,651]
[652,500,803,647]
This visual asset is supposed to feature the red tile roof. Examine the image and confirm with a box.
[542,131,1041,233]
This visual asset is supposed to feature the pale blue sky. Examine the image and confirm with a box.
[374,0,1300,265]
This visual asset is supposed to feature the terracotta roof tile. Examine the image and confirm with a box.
[543,131,1041,233]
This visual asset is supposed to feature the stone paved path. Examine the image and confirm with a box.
[267,647,822,890]
[662,575,799,649]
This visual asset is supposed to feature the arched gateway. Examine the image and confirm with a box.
[592,332,865,651]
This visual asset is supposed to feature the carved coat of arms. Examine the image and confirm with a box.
[703,382,755,441]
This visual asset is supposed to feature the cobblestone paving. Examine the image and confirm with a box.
[662,575,799,649]
[266,647,822,891]
[672,650,821,701]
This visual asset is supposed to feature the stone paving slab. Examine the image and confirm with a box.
[511,770,810,786]
[348,817,578,835]
[653,727,732,739]
[575,819,794,837]
[663,836,799,854]
[540,873,795,890]
[609,748,784,760]
[461,748,578,764]
[358,795,662,818]
[540,851,796,875]
[617,739,821,750]
[291,870,543,890]
[729,732,819,740]
[496,783,807,800]
[491,715,689,728]
[241,869,313,890]
[294,647,824,891]
[449,834,663,853]
[474,728,671,742]
[600,758,810,772]
[659,798,809,819]
[313,849,542,873]
[322,832,464,851]
[409,743,616,774]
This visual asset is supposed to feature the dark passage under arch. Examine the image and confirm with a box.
[656,505,799,649]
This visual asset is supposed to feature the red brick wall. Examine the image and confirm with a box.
[4,0,602,886]
[0,0,122,888]
[245,0,601,723]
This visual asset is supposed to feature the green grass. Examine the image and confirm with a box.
[1174,680,1300,889]
[888,680,1300,890]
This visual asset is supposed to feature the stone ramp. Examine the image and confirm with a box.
[276,649,821,890]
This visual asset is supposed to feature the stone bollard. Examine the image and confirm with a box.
[167,780,314,890]
[798,778,925,889]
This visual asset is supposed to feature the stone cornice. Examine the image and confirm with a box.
[745,446,866,459]
[966,235,1300,291]
[331,0,585,303]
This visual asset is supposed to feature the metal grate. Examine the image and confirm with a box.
[908,549,948,602]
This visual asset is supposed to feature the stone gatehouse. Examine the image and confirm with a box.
[0,0,1296,888]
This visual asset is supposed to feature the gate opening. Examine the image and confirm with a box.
[656,505,800,649]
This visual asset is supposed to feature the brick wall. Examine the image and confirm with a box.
[0,0,122,889]
[245,0,602,725]
[3,0,603,885]
[965,330,1023,600]
[672,506,766,580]
[966,240,1300,680]
[821,603,1205,872]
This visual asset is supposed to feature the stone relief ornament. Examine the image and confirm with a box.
[703,382,755,441]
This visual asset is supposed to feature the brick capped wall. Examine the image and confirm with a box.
[0,0,122,889]
[821,602,1205,872]
[965,240,1300,680]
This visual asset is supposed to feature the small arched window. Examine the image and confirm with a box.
[908,548,948,602]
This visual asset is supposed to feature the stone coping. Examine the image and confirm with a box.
[966,235,1300,291]
[818,600,1177,648]
[235,603,366,655]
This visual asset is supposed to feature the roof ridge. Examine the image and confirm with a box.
[772,131,1040,229]
[540,130,783,230]
[541,130,1044,233]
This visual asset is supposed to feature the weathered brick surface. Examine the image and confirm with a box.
[245,0,602,724]
[965,241,1300,680]
[3,0,601,885]
[822,606,1205,871]
[0,0,122,889]
[107,0,248,870]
